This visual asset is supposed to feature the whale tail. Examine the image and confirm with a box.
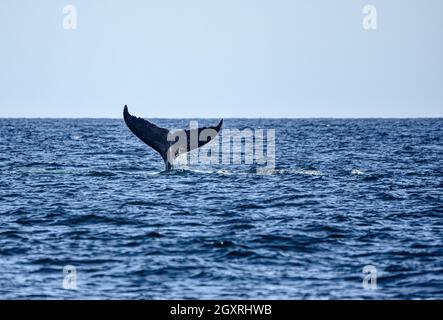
[123,105,223,170]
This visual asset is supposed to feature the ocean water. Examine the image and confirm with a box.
[0,118,442,299]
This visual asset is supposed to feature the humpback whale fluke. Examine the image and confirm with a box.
[123,105,223,170]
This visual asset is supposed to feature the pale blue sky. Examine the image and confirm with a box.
[0,0,442,118]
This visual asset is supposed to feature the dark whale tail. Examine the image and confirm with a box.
[123,105,223,170]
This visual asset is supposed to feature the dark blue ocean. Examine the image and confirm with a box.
[0,118,442,299]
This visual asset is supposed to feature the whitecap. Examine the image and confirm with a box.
[299,169,322,176]
[71,134,82,141]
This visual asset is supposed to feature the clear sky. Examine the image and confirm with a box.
[0,0,442,118]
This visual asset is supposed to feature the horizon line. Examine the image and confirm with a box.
[0,116,442,120]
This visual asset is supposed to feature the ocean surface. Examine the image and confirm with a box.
[0,118,442,299]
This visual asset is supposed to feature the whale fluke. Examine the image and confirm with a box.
[123,105,223,170]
